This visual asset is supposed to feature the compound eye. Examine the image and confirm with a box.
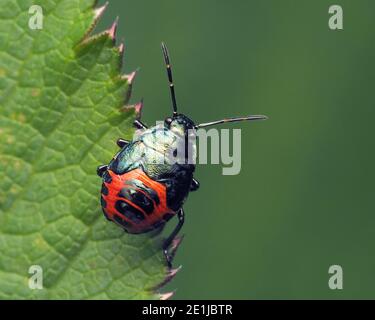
[165,117,173,126]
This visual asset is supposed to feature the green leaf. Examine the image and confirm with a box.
[0,0,177,299]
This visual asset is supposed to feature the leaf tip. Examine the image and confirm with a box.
[94,2,108,21]
[123,70,137,85]
[134,99,143,119]
[122,99,143,119]
[118,42,125,55]
[152,265,182,291]
[82,2,109,41]
[169,234,184,260]
[107,16,119,41]
[159,291,175,300]
[168,265,182,280]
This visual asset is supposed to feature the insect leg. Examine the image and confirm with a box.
[133,119,148,130]
[97,165,108,177]
[190,178,200,192]
[117,138,130,148]
[163,208,185,267]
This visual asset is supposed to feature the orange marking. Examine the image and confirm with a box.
[102,169,175,233]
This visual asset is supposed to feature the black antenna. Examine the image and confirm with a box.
[196,115,268,129]
[161,42,178,116]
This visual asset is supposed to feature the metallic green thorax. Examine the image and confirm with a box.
[108,114,197,211]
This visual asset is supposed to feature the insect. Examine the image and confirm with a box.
[97,43,267,266]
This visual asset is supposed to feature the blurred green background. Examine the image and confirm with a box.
[97,0,375,299]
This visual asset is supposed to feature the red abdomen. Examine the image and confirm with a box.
[100,169,175,234]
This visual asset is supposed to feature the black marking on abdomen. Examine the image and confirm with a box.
[163,213,174,222]
[152,220,165,229]
[101,196,107,209]
[103,171,112,183]
[113,214,132,228]
[101,184,109,196]
[125,179,160,205]
[115,200,145,224]
[119,188,154,214]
